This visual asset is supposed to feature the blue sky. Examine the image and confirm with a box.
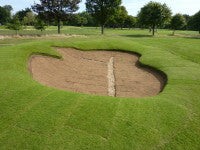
[0,0,200,16]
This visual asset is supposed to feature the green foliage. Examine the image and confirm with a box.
[188,10,200,33]
[86,0,122,34]
[124,15,137,29]
[138,1,172,35]
[107,8,135,29]
[0,5,12,25]
[170,14,186,35]
[71,14,88,26]
[15,8,32,22]
[23,12,36,26]
[34,18,47,31]
[107,15,118,28]
[6,15,22,35]
[183,14,191,29]
[114,6,128,28]
[32,0,81,34]
[79,11,95,26]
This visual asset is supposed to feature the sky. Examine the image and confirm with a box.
[0,0,200,16]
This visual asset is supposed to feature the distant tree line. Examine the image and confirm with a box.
[0,0,200,35]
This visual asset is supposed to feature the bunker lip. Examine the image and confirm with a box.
[29,48,166,98]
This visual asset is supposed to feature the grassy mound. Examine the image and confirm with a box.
[0,36,199,150]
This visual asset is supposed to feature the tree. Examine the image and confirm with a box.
[170,14,186,35]
[183,14,191,30]
[125,15,136,29]
[71,14,88,26]
[79,16,88,26]
[6,15,22,35]
[3,5,13,12]
[138,1,171,35]
[188,11,200,34]
[34,17,47,32]
[32,0,81,34]
[79,11,95,26]
[15,8,32,22]
[107,15,118,28]
[0,5,12,25]
[114,6,128,29]
[86,0,122,34]
[23,12,36,26]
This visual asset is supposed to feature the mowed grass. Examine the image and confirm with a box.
[0,29,200,150]
[0,25,200,36]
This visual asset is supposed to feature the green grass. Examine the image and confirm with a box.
[0,30,200,150]
[0,25,200,36]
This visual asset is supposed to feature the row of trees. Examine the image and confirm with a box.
[0,0,200,35]
[137,1,200,35]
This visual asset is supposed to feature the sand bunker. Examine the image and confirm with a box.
[29,48,165,98]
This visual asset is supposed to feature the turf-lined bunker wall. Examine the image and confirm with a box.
[29,48,166,98]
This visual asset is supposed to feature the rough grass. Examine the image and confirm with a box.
[0,32,200,150]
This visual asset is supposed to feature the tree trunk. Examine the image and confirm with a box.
[152,27,155,36]
[57,20,61,34]
[149,28,152,32]
[173,30,175,35]
[101,25,104,34]
[16,30,18,36]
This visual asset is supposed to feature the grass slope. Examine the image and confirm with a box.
[0,35,200,150]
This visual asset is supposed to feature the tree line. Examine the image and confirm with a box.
[0,0,200,35]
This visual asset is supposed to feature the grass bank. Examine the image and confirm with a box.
[0,34,200,149]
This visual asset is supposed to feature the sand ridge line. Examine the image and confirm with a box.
[107,57,116,97]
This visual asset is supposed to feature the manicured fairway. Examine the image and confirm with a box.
[0,33,200,149]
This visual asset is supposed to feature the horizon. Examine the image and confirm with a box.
[0,0,200,16]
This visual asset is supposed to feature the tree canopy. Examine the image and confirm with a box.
[114,6,128,29]
[6,15,22,35]
[86,0,122,34]
[32,0,81,33]
[23,12,36,26]
[34,17,47,31]
[170,14,186,35]
[188,10,200,34]
[15,8,32,22]
[125,15,137,29]
[0,5,12,25]
[138,1,171,35]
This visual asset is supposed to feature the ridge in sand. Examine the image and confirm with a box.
[29,48,165,98]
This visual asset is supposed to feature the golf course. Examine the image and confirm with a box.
[0,28,200,149]
[0,0,200,149]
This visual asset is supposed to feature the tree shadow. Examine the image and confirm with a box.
[183,36,200,39]
[121,34,153,38]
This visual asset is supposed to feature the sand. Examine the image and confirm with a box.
[29,48,165,98]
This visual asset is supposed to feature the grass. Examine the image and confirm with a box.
[0,28,200,150]
[0,25,200,36]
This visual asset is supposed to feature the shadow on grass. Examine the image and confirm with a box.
[121,34,153,38]
[167,33,200,39]
[183,36,200,39]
